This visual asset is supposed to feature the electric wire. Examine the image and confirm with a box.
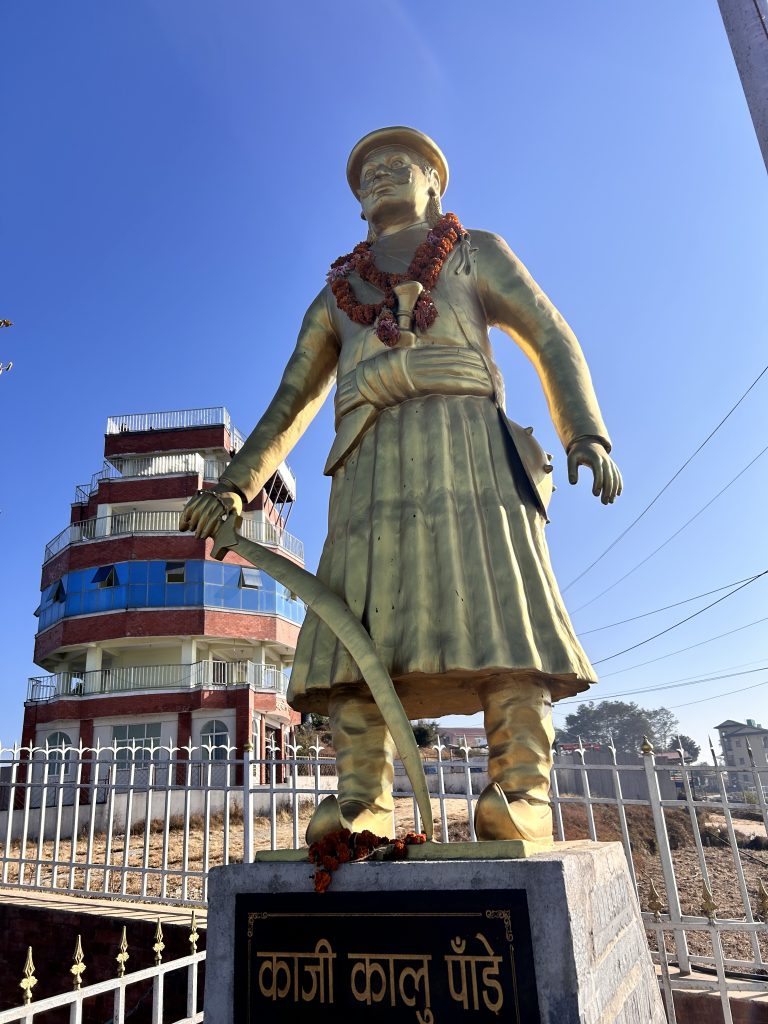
[576,572,762,635]
[563,360,768,593]
[556,664,768,706]
[598,613,768,679]
[571,440,768,614]
[590,570,768,666]
[665,677,768,710]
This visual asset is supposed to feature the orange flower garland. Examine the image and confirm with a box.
[308,828,427,892]
[327,212,466,346]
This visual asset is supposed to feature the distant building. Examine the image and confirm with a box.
[438,727,487,749]
[716,718,768,787]
[22,406,302,764]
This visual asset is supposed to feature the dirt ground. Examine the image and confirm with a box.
[3,797,766,969]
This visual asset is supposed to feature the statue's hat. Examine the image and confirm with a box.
[346,126,449,197]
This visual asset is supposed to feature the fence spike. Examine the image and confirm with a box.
[701,881,718,922]
[647,878,664,920]
[116,926,129,977]
[757,879,768,922]
[189,909,200,954]
[70,934,86,990]
[708,735,718,766]
[20,947,37,1005]
[153,919,165,965]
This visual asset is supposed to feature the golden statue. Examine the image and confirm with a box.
[181,127,621,848]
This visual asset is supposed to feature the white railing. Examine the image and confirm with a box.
[26,661,289,702]
[0,924,204,1024]
[106,405,244,448]
[43,511,304,562]
[1,740,765,1020]
[74,456,231,503]
[109,452,205,478]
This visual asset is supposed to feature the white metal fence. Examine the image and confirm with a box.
[1,739,766,1022]
[0,917,204,1024]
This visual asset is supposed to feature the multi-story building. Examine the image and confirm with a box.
[22,406,303,764]
[716,718,768,788]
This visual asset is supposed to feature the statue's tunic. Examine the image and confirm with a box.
[221,224,612,716]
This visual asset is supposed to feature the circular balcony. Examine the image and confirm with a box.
[44,510,304,564]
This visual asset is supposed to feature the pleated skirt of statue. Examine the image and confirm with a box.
[288,394,596,716]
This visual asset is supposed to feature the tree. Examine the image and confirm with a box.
[411,720,438,748]
[293,713,332,753]
[647,707,678,749]
[668,734,701,761]
[559,701,679,755]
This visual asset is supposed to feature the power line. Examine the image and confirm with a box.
[556,664,768,706]
[563,360,768,592]
[590,571,767,666]
[571,440,768,614]
[598,613,768,679]
[665,677,768,710]
[576,572,763,635]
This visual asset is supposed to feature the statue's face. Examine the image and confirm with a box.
[358,146,437,226]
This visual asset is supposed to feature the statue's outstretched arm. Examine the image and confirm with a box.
[181,289,339,538]
[476,231,622,504]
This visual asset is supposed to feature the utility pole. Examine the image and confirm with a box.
[717,0,768,172]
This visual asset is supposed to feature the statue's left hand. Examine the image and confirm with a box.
[567,440,622,505]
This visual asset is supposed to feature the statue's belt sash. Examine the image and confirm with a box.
[325,345,553,517]
[325,347,493,476]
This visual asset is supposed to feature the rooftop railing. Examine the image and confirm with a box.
[43,510,304,563]
[26,660,289,702]
[105,406,245,450]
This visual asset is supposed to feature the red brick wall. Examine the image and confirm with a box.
[103,425,232,457]
[35,608,300,661]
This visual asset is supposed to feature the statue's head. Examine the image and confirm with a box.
[346,127,449,237]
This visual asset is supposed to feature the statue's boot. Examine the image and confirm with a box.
[474,675,555,842]
[305,690,395,845]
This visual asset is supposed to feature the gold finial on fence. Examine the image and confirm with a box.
[647,879,664,920]
[153,919,165,965]
[701,882,718,922]
[757,879,768,922]
[640,735,654,755]
[189,910,200,954]
[20,947,37,1005]
[243,741,254,752]
[70,935,86,990]
[116,926,129,977]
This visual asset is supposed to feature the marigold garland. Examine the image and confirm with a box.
[308,828,428,892]
[327,213,465,346]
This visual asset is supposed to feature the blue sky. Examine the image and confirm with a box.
[1,2,766,755]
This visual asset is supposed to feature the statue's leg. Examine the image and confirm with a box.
[474,674,555,842]
[305,688,395,845]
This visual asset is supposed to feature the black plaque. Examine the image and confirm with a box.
[234,888,540,1022]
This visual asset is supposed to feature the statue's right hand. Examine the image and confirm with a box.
[179,489,243,540]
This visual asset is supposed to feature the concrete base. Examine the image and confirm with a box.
[206,841,666,1023]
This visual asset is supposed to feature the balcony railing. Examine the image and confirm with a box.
[43,510,304,562]
[73,455,232,503]
[105,406,246,450]
[26,660,289,702]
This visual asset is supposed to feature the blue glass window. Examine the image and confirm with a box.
[240,568,262,589]
[92,565,119,587]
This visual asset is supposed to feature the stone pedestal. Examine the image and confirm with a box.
[205,841,665,1023]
